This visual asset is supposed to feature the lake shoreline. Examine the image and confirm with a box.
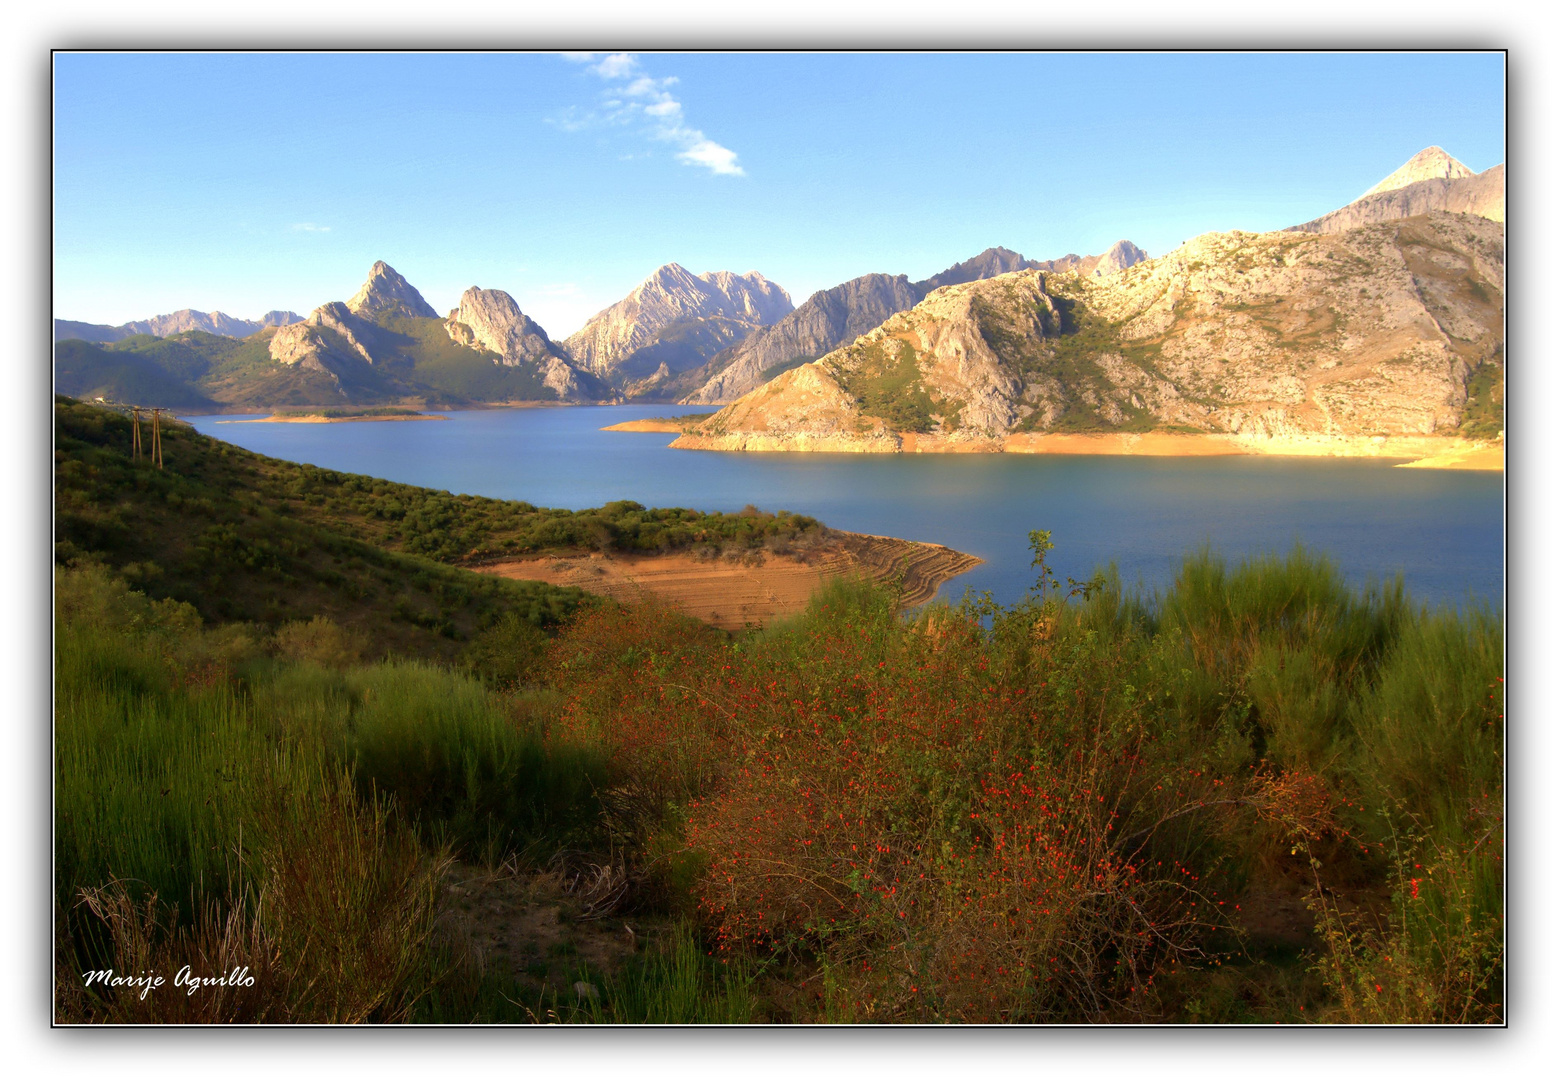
[665,430,1504,471]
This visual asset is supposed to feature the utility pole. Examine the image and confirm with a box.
[131,406,143,462]
[151,408,164,469]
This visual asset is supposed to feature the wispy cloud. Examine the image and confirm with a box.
[288,222,331,233]
[555,53,746,177]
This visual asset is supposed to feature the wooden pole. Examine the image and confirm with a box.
[152,408,163,469]
[131,406,142,461]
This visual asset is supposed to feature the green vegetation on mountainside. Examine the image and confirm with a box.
[1458,357,1505,440]
[828,339,957,434]
[377,316,558,402]
[55,337,222,411]
[977,277,1167,434]
[55,310,567,411]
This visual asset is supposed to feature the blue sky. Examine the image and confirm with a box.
[53,51,1506,336]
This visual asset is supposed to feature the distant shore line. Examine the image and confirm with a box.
[219,413,449,425]
[663,430,1503,471]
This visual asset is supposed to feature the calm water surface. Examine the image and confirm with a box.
[188,406,1505,610]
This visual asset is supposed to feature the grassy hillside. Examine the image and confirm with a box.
[54,396,822,653]
[377,315,558,402]
[55,338,220,411]
[54,396,592,659]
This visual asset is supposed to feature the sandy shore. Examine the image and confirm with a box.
[221,413,448,424]
[476,531,982,630]
[666,429,1502,470]
[1395,444,1505,470]
[600,418,689,433]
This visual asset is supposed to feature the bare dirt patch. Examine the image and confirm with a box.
[476,533,982,629]
[436,862,662,1003]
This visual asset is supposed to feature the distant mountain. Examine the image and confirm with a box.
[683,243,1149,406]
[1020,240,1151,278]
[56,262,569,411]
[1361,146,1476,198]
[54,308,303,344]
[445,287,604,401]
[561,264,793,393]
[1289,147,1504,235]
[674,212,1503,452]
[684,274,925,405]
[915,246,1041,293]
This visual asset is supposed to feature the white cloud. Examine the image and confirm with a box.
[591,53,639,80]
[555,52,745,178]
[288,223,331,232]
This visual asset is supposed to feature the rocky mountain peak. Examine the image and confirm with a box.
[1091,240,1149,277]
[1362,147,1476,199]
[562,264,794,380]
[916,247,1040,293]
[446,286,600,401]
[346,261,438,320]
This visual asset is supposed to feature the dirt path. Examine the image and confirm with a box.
[476,532,982,630]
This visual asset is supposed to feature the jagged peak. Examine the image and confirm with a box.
[1361,147,1476,199]
[346,261,437,319]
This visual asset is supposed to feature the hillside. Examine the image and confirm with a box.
[53,397,591,659]
[53,395,862,658]
[682,243,1149,406]
[673,212,1503,455]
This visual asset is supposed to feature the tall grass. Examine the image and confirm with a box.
[55,538,1503,1024]
[54,563,606,1023]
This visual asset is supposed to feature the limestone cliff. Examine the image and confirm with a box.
[444,287,602,401]
[674,212,1503,453]
[561,264,793,385]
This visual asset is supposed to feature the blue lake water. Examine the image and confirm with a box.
[187,406,1505,611]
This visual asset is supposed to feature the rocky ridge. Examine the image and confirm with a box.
[684,274,925,405]
[445,287,602,401]
[674,211,1503,454]
[1289,147,1503,236]
[682,244,1148,406]
[561,264,793,386]
[1361,146,1476,197]
[347,261,439,320]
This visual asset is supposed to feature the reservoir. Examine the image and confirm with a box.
[187,405,1505,611]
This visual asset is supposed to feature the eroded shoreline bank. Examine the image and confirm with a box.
[663,430,1503,470]
[475,530,983,630]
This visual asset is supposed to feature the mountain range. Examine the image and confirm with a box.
[676,204,1502,452]
[53,146,1503,446]
[54,308,302,345]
